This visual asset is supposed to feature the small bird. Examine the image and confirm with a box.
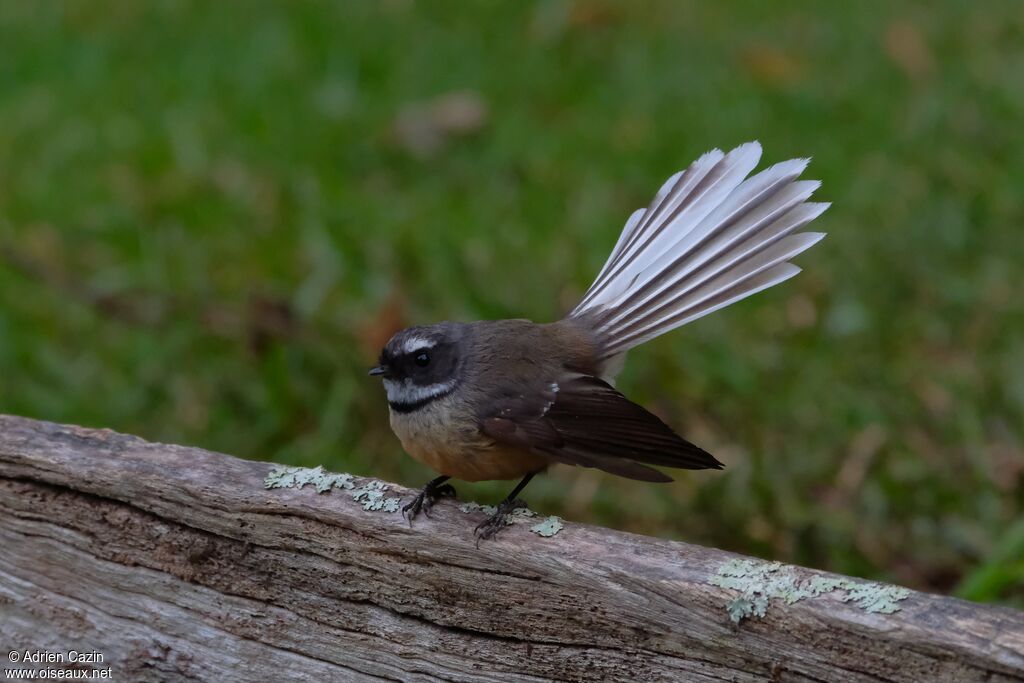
[370,142,828,541]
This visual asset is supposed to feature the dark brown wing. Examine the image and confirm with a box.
[479,374,723,483]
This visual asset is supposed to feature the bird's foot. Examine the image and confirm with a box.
[402,480,457,524]
[474,498,527,546]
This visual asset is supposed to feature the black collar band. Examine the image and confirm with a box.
[388,384,456,414]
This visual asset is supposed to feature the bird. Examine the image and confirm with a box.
[369,142,828,542]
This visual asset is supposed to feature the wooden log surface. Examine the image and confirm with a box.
[0,414,1021,682]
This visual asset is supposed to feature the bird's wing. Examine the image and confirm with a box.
[478,374,723,482]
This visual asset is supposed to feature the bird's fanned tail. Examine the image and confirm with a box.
[569,142,828,360]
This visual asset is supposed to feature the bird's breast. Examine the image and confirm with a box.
[388,396,546,482]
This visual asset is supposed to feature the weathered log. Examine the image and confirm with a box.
[0,414,1021,682]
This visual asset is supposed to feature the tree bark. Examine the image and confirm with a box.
[0,414,1021,682]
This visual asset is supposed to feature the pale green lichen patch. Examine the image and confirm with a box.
[350,480,402,512]
[529,516,564,537]
[709,558,911,624]
[458,502,496,515]
[726,595,768,623]
[506,507,538,524]
[458,502,565,537]
[264,465,401,513]
[264,465,354,493]
[840,581,912,613]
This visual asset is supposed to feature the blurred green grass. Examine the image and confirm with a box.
[1,1,1022,606]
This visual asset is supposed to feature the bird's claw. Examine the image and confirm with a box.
[474,498,526,546]
[402,481,457,525]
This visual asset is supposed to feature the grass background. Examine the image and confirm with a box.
[1,1,1022,606]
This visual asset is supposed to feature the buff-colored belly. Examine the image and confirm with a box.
[389,400,548,482]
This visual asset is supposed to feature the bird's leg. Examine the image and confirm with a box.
[402,475,456,524]
[474,472,538,545]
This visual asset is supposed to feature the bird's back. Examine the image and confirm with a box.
[461,318,604,401]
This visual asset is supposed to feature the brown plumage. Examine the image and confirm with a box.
[371,142,828,540]
[385,319,718,484]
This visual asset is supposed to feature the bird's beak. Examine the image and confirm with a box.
[368,365,390,377]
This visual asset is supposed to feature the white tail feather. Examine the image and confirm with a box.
[569,142,827,360]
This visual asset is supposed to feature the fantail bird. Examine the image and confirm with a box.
[370,142,828,541]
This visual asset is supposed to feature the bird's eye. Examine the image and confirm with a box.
[414,351,430,367]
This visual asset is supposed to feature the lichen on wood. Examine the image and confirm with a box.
[264,464,401,512]
[709,558,912,624]
[458,501,565,537]
[264,464,354,493]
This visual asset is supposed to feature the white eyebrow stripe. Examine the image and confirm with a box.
[400,337,436,355]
